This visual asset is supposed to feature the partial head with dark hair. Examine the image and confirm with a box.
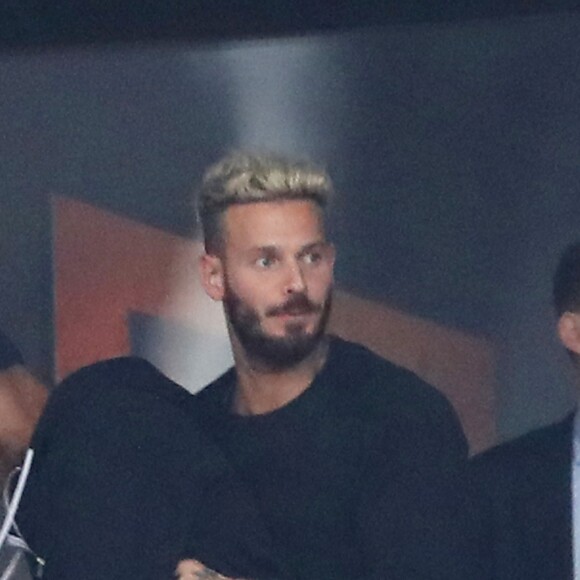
[0,330,24,372]
[553,241,580,317]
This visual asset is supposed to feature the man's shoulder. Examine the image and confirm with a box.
[327,337,467,459]
[330,337,468,462]
[59,356,160,385]
[53,357,192,406]
[470,413,574,485]
[30,358,219,491]
[36,357,198,448]
[328,335,455,416]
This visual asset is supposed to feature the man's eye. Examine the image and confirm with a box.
[256,257,275,268]
[303,252,322,265]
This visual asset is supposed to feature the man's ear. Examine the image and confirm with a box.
[327,243,337,270]
[199,253,225,301]
[557,312,580,356]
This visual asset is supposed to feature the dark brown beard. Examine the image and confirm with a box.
[223,285,332,370]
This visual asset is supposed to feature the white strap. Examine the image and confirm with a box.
[0,449,34,553]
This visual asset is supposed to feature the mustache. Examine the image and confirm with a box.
[266,293,322,317]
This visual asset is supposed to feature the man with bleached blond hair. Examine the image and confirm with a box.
[177,152,485,579]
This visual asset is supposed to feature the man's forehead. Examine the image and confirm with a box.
[223,199,325,239]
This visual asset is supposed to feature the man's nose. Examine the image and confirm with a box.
[284,260,307,294]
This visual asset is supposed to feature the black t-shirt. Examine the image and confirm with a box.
[208,364,368,578]
[196,337,476,580]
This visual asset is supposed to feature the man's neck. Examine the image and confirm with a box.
[230,338,329,416]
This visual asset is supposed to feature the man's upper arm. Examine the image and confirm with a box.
[355,374,485,579]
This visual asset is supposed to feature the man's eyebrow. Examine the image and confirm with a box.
[248,245,280,255]
[245,241,328,256]
[298,241,329,253]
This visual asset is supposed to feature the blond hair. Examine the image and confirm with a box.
[198,152,333,253]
